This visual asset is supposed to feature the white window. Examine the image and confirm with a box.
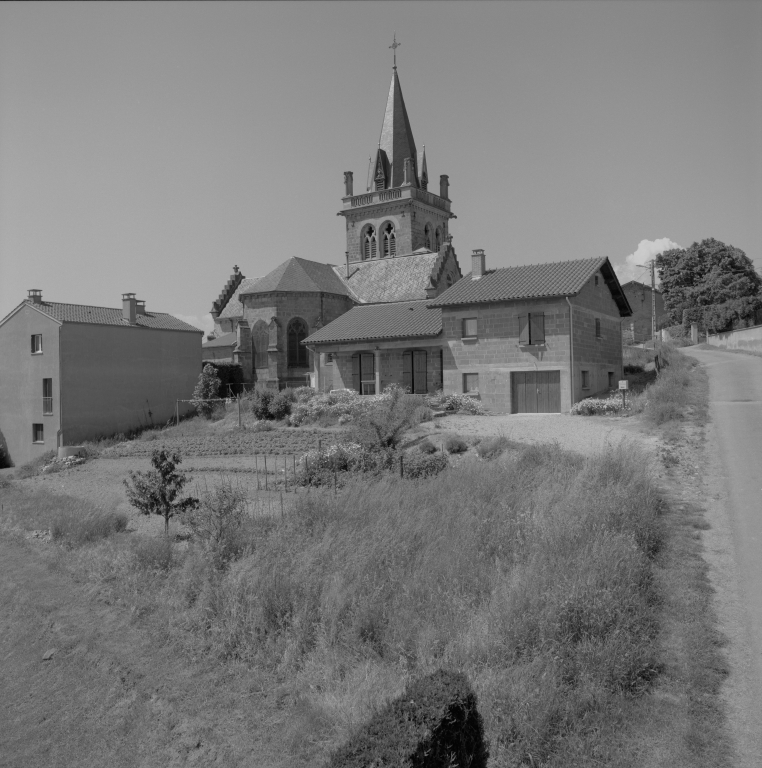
[462,318,477,338]
[31,334,42,354]
[33,423,44,443]
[463,373,479,394]
[581,370,590,390]
[43,379,53,415]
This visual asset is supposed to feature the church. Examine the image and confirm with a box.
[204,59,631,413]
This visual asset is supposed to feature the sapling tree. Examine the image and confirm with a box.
[124,449,198,535]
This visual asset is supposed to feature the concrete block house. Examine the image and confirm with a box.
[306,251,632,413]
[0,290,202,466]
[620,280,666,343]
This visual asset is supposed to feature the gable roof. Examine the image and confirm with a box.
[218,278,261,319]
[429,256,632,316]
[333,251,443,303]
[1,300,203,333]
[242,257,352,298]
[620,280,662,295]
[303,300,441,345]
[202,331,236,348]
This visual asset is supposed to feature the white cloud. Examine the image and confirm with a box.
[611,238,681,286]
[171,312,215,336]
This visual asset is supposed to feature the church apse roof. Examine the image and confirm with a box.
[333,250,443,304]
[218,278,261,319]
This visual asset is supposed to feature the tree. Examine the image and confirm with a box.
[656,238,761,327]
[192,364,222,418]
[124,449,198,535]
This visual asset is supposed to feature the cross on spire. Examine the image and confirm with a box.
[389,33,400,69]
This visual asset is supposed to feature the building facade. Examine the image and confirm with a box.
[620,280,666,343]
[0,290,202,467]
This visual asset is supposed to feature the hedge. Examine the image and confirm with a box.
[326,669,488,768]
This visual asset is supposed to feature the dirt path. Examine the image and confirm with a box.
[683,346,762,765]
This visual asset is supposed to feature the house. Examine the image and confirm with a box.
[305,250,632,413]
[204,63,462,390]
[620,280,666,343]
[0,290,202,467]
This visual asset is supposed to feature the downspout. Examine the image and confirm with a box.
[565,297,575,409]
[56,323,63,452]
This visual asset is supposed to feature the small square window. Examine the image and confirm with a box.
[581,370,590,390]
[33,423,44,443]
[595,318,601,338]
[462,317,477,338]
[325,353,334,364]
[463,373,479,394]
[31,334,42,354]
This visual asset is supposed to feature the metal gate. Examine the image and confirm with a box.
[511,370,561,413]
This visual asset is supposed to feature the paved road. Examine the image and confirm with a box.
[684,346,762,761]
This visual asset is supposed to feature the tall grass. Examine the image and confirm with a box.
[114,441,662,765]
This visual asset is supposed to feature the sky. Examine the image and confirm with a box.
[1,1,760,334]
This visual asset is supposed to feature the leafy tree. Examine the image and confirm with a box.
[124,449,198,535]
[656,238,761,326]
[192,364,222,418]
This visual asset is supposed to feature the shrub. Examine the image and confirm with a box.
[571,394,628,416]
[418,439,437,454]
[268,392,292,420]
[250,420,274,433]
[475,436,511,460]
[403,451,448,478]
[350,385,423,457]
[291,386,317,403]
[123,449,198,535]
[328,669,488,768]
[624,364,644,374]
[429,391,486,415]
[131,535,174,571]
[182,479,251,569]
[50,508,128,547]
[444,436,468,454]
[204,362,244,397]
[14,450,56,479]
[192,364,222,419]
[246,388,275,420]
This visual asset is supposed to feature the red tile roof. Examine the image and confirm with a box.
[303,300,441,344]
[14,301,203,333]
[202,331,236,348]
[429,256,631,316]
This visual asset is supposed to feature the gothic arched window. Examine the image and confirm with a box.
[435,227,442,252]
[424,224,432,250]
[287,317,309,368]
[363,226,377,260]
[382,223,396,257]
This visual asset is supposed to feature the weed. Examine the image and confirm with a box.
[50,508,128,547]
[475,436,512,460]
[131,535,174,571]
[444,436,468,454]
[418,439,437,454]
[14,450,56,479]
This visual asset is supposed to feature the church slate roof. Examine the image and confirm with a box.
[218,278,261,319]
[378,69,419,189]
[333,251,442,303]
[8,301,203,333]
[428,256,632,316]
[242,258,353,298]
[303,300,441,344]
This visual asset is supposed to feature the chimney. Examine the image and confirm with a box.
[27,289,43,304]
[344,171,353,197]
[439,174,449,200]
[135,299,146,315]
[471,249,486,280]
[122,293,137,324]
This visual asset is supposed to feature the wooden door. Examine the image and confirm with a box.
[413,350,427,394]
[511,371,561,413]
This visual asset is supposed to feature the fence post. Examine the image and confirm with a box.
[176,400,179,427]
[238,395,241,428]
[399,454,404,478]
[256,454,260,491]
[264,454,268,491]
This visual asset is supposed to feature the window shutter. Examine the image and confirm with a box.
[402,351,412,391]
[352,354,360,393]
[518,315,529,345]
[530,313,545,345]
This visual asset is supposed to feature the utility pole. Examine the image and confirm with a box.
[636,259,658,346]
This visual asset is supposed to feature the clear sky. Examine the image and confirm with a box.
[1,1,760,332]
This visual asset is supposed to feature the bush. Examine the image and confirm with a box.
[444,436,468,454]
[268,392,292,420]
[403,451,448,478]
[571,394,628,416]
[131,535,174,571]
[204,362,244,397]
[14,450,56,479]
[429,391,486,415]
[245,388,275,420]
[192,364,222,418]
[418,439,437,454]
[475,436,512,460]
[328,669,488,768]
[350,385,423,457]
[182,479,251,569]
[50,508,128,547]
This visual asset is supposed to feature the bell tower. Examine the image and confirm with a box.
[338,53,455,264]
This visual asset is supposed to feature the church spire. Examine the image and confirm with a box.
[378,67,418,189]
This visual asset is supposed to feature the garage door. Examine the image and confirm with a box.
[511,371,561,413]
